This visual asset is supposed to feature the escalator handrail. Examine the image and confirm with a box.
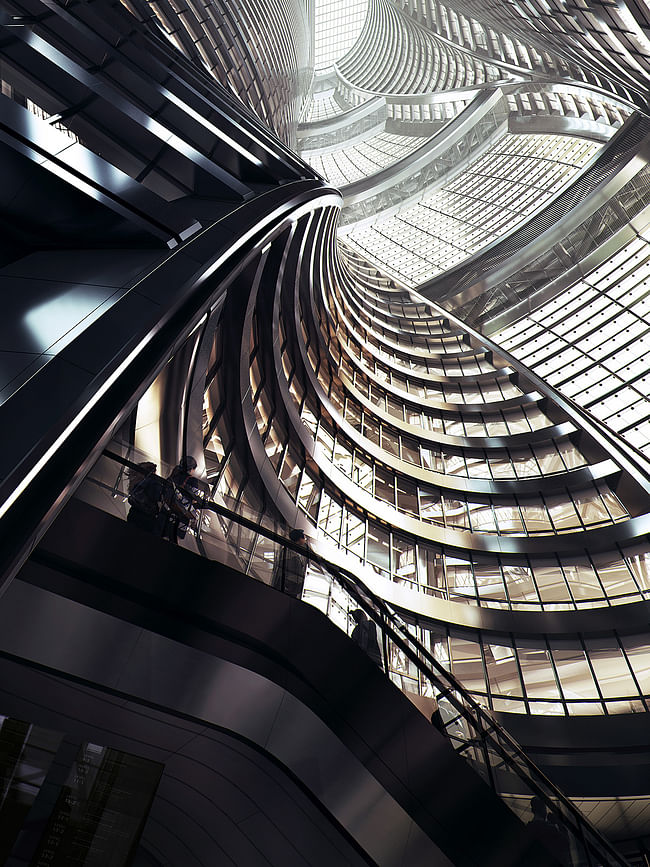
[101,448,628,866]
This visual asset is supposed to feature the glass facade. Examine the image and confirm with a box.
[494,233,650,454]
[302,131,429,186]
[343,132,603,285]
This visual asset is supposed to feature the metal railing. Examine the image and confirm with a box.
[77,446,629,867]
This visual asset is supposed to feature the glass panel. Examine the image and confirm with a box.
[396,478,418,516]
[517,642,561,699]
[557,439,586,468]
[374,466,395,505]
[319,492,343,540]
[401,435,420,465]
[532,442,564,474]
[254,389,273,438]
[345,511,365,557]
[585,638,638,698]
[444,453,467,475]
[333,437,353,477]
[474,562,507,601]
[484,414,508,436]
[444,496,470,529]
[488,452,516,478]
[592,552,638,597]
[572,489,609,525]
[363,416,380,446]
[528,700,564,715]
[420,489,444,524]
[597,483,627,520]
[626,547,650,590]
[367,523,390,573]
[504,410,530,434]
[264,420,286,470]
[424,412,443,432]
[0,718,62,862]
[463,416,486,436]
[550,641,599,699]
[446,557,475,600]
[381,426,400,456]
[218,453,243,502]
[297,472,320,521]
[620,635,650,694]
[519,499,553,533]
[562,557,603,602]
[493,503,525,534]
[29,742,163,866]
[315,423,334,461]
[492,696,527,713]
[444,417,464,436]
[418,546,446,592]
[250,354,262,399]
[421,447,443,472]
[386,397,404,421]
[510,447,538,477]
[503,564,539,604]
[449,636,487,694]
[279,448,301,499]
[546,494,579,531]
[465,455,491,478]
[469,503,497,533]
[300,403,318,436]
[485,640,523,697]
[344,400,362,431]
[532,561,572,603]
[393,535,417,583]
[353,452,373,491]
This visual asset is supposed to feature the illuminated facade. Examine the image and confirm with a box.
[1,0,650,861]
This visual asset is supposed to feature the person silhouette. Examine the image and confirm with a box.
[165,455,204,543]
[272,528,309,598]
[527,796,571,865]
[350,609,382,667]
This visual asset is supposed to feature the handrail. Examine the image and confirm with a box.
[99,447,629,866]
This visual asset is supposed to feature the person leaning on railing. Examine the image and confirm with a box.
[126,461,173,537]
[125,456,204,543]
[165,455,207,544]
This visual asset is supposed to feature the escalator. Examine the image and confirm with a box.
[0,491,608,866]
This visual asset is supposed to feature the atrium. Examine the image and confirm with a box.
[0,0,649,863]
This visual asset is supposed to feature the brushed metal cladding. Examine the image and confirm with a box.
[0,579,453,867]
[130,0,313,148]
[16,494,568,866]
[0,182,338,589]
[0,661,372,867]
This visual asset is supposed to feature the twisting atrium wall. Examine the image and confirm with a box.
[1,0,650,860]
[201,0,650,849]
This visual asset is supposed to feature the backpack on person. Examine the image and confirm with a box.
[128,476,161,516]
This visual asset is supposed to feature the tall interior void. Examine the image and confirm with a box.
[1,0,650,863]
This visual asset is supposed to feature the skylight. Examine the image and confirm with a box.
[314,0,369,72]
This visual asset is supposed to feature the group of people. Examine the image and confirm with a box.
[126,455,207,543]
[127,474,574,861]
[130,472,388,668]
